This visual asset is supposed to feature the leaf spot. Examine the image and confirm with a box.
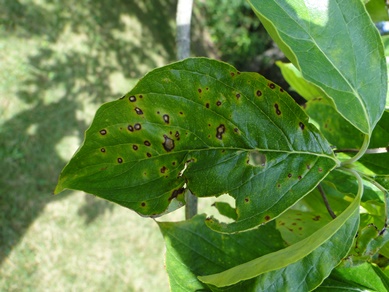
[299,122,305,130]
[133,145,138,151]
[135,107,143,115]
[198,88,202,93]
[256,90,262,97]
[298,175,302,180]
[265,215,271,221]
[163,114,170,124]
[307,164,311,170]
[139,95,143,98]
[169,187,185,201]
[99,129,107,135]
[313,215,321,221]
[144,140,151,146]
[216,124,226,140]
[141,202,146,207]
[235,93,241,99]
[129,95,136,102]
[175,131,180,140]
[206,103,210,108]
[163,135,175,152]
[134,123,141,130]
[100,148,106,153]
[146,152,152,157]
[268,83,275,89]
[244,197,249,202]
[318,167,323,172]
[230,72,235,77]
[160,166,167,173]
[216,101,222,106]
[280,88,284,92]
[117,157,123,163]
[288,173,292,178]
[274,103,281,115]
[127,125,134,132]
[234,128,239,133]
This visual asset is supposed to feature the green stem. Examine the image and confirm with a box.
[341,134,370,166]
[340,167,364,200]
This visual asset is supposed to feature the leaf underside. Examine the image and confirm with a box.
[55,58,337,232]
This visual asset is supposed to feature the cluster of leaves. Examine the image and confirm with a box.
[55,0,389,291]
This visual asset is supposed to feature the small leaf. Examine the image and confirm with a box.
[55,58,337,232]
[198,183,361,289]
[249,0,387,134]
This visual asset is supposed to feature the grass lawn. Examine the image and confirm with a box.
[0,1,215,290]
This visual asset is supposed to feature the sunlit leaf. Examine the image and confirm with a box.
[158,214,286,291]
[55,58,337,232]
[365,0,389,22]
[198,183,360,290]
[249,0,387,134]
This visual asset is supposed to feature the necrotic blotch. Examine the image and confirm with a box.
[216,124,226,140]
[99,129,107,135]
[162,135,175,152]
[274,103,281,115]
[129,96,136,102]
[134,123,141,130]
[135,107,143,115]
[144,140,151,146]
[117,158,123,163]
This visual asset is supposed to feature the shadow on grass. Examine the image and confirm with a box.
[0,0,193,266]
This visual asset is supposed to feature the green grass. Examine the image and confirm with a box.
[0,0,218,290]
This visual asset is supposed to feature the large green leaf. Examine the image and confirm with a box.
[249,0,387,135]
[198,178,361,289]
[55,58,337,232]
[158,214,286,291]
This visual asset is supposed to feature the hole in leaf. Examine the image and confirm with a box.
[248,150,266,167]
[162,135,175,152]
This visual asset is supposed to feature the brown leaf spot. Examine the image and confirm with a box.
[117,158,123,163]
[128,125,134,132]
[134,123,141,130]
[206,103,210,108]
[139,95,143,98]
[144,140,151,146]
[216,101,222,106]
[236,93,241,99]
[244,197,249,202]
[100,148,106,153]
[160,166,167,173]
[168,187,185,201]
[230,72,235,77]
[288,173,292,178]
[198,88,202,93]
[133,145,138,151]
[141,202,146,207]
[175,131,180,140]
[146,152,152,157]
[135,107,143,115]
[299,122,305,130]
[256,90,262,97]
[163,114,170,124]
[265,215,271,221]
[129,95,136,102]
[313,215,321,221]
[162,135,175,152]
[268,83,276,89]
[99,129,107,135]
[274,103,281,115]
[216,124,226,140]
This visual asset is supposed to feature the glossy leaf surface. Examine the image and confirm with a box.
[55,58,337,232]
[249,0,387,134]
[158,214,286,291]
[198,184,360,289]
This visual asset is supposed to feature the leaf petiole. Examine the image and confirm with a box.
[340,134,370,166]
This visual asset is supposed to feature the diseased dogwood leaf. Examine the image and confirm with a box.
[55,58,337,232]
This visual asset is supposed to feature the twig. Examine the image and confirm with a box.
[317,184,337,219]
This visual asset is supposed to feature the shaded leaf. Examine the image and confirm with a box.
[198,183,360,290]
[212,202,238,221]
[249,0,387,134]
[315,277,375,291]
[55,58,337,232]
[158,214,286,292]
